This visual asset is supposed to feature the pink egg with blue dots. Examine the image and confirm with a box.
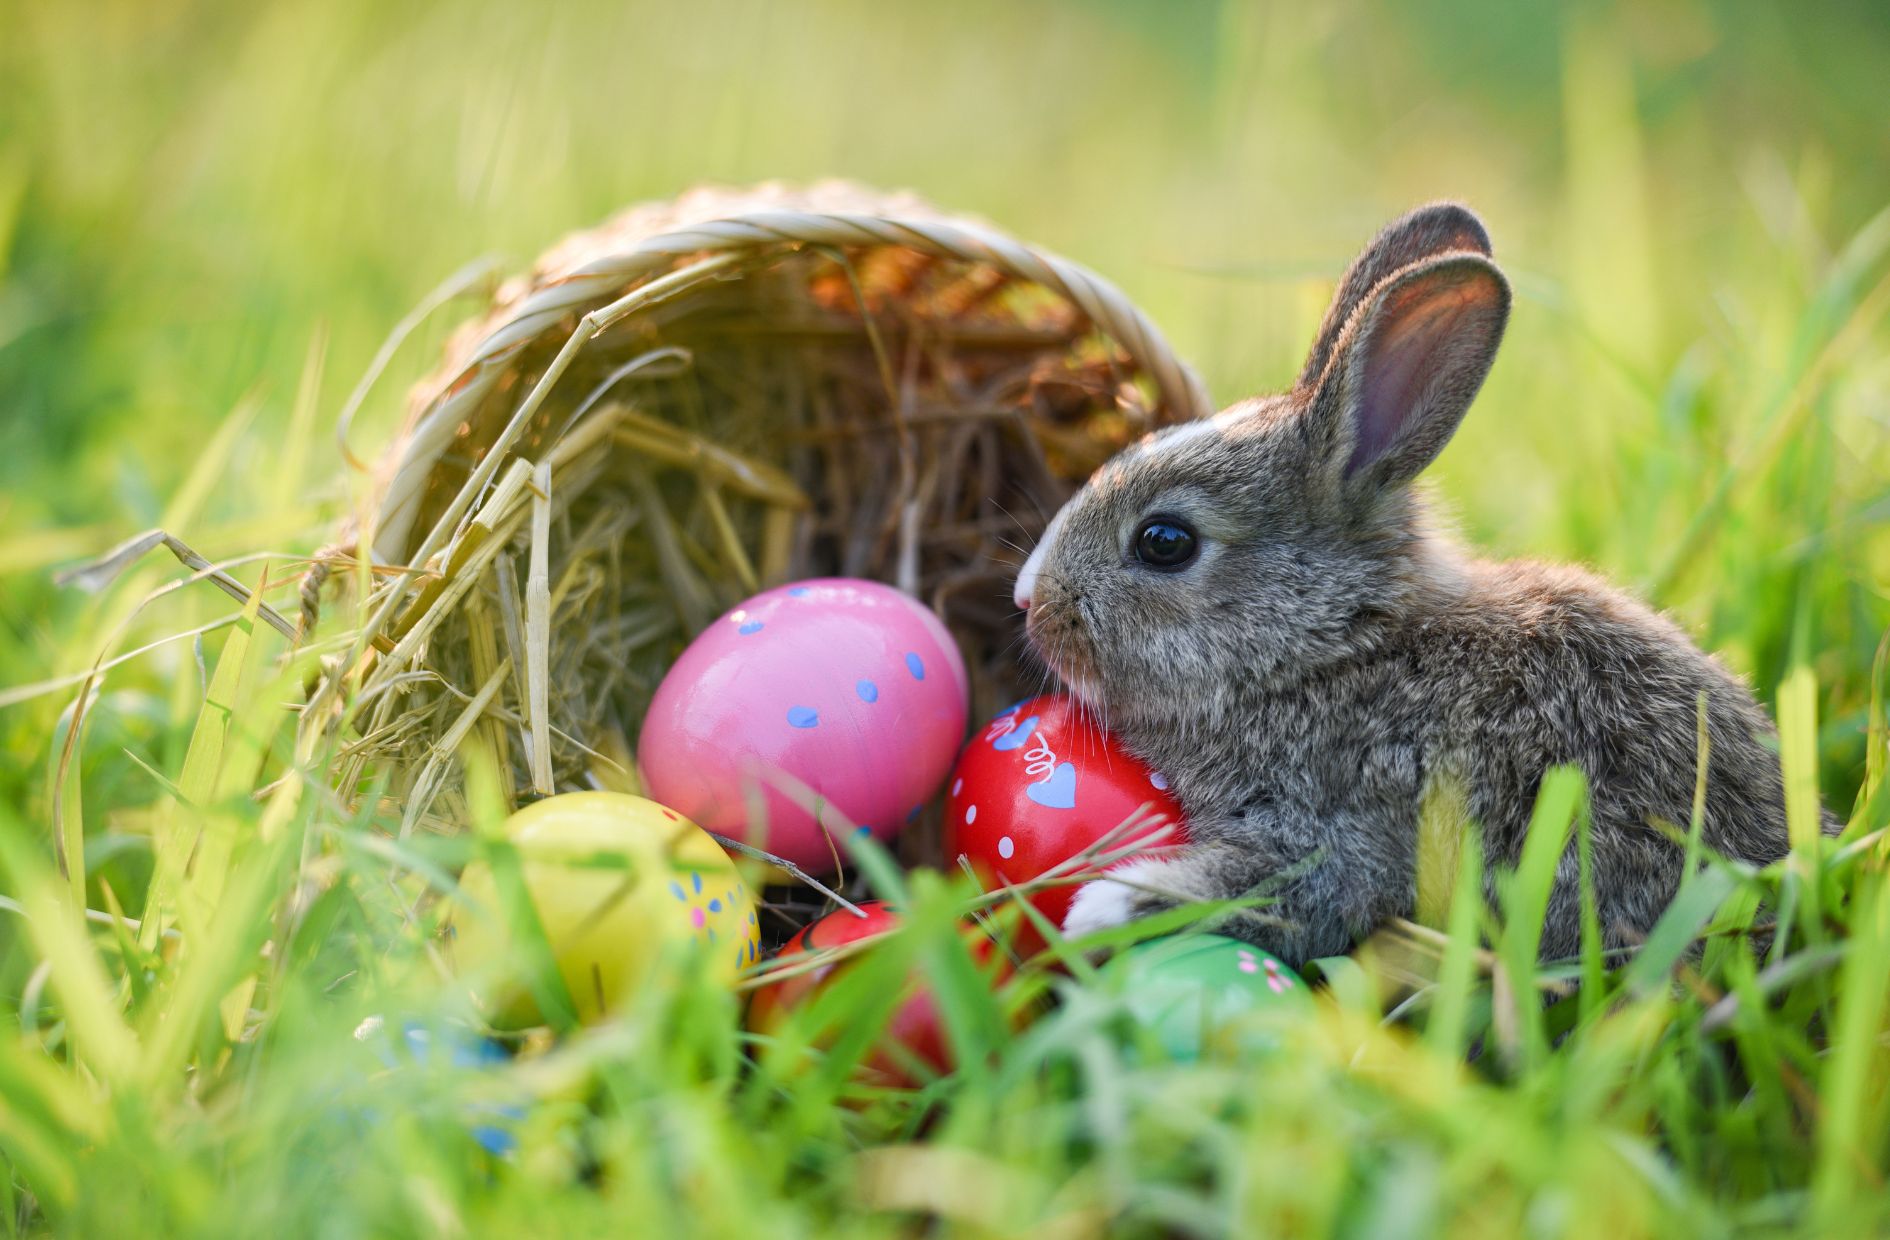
[637,578,970,872]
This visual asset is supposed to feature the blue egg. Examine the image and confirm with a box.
[468,1121,521,1158]
[357,1019,524,1159]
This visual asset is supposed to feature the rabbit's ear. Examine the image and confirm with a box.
[1298,203,1492,391]
[1303,252,1509,493]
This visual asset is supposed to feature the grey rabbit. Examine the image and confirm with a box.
[1015,203,1825,966]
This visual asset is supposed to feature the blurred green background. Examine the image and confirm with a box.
[2,0,1887,795]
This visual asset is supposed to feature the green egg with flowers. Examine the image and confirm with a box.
[1102,935,1313,1061]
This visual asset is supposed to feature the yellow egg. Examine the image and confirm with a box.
[451,791,760,1027]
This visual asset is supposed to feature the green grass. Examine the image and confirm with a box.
[4,0,1890,1235]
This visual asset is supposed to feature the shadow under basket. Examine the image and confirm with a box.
[299,179,1208,884]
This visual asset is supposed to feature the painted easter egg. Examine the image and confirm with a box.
[943,695,1185,947]
[746,900,1001,1088]
[452,792,760,1027]
[1102,934,1311,1060]
[638,578,970,873]
[354,1016,525,1158]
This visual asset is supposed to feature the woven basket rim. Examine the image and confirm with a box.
[369,184,1213,566]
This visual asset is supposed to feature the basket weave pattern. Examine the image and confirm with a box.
[306,181,1208,843]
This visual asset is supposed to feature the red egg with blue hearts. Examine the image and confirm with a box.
[638,578,969,873]
[944,694,1185,944]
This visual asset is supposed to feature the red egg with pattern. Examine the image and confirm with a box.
[746,901,1003,1088]
[943,695,1186,945]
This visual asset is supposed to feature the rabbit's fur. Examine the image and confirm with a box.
[1016,203,1818,966]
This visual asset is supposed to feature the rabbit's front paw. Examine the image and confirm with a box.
[1062,859,1171,939]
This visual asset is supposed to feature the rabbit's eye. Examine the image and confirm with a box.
[1134,518,1197,569]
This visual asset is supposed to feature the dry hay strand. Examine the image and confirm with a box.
[300,179,1209,877]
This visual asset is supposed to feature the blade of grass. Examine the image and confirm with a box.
[1777,664,1825,936]
[1619,867,1737,1000]
[1812,875,1890,1226]
[1575,792,1606,1021]
[1497,766,1586,1071]
[1414,770,1469,930]
[1860,630,1888,840]
[0,1064,78,1217]
[140,574,266,951]
[526,459,554,797]
[1426,822,1486,1058]
[1683,693,1711,887]
[0,812,138,1087]
[48,689,89,909]
[136,833,296,1091]
[905,872,1005,1090]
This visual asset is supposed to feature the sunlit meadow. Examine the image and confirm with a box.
[2,1,1888,1235]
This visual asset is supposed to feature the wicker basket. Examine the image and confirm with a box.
[301,180,1209,862]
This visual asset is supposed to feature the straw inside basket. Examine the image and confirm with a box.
[300,184,1208,877]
